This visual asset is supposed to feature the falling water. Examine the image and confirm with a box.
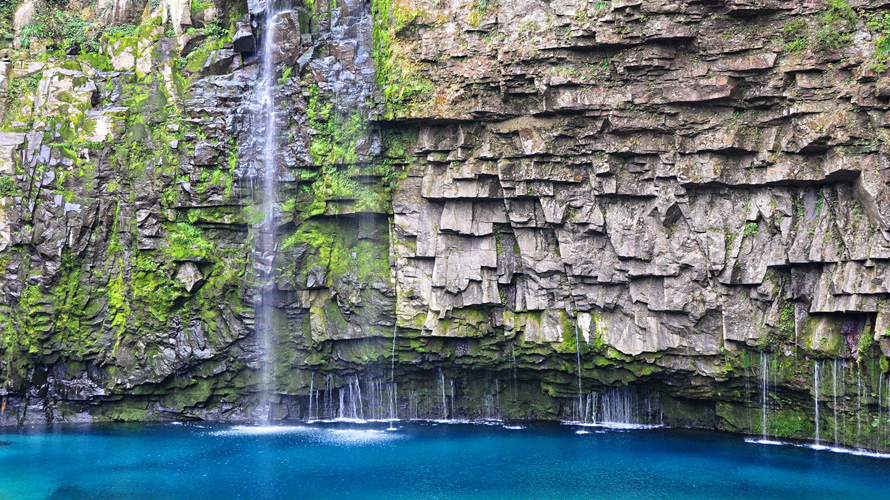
[857,371,862,446]
[814,361,820,445]
[494,379,500,419]
[355,377,364,419]
[439,369,448,420]
[308,374,314,421]
[760,351,769,440]
[389,324,398,426]
[879,375,884,446]
[574,321,583,421]
[878,376,890,442]
[252,0,284,422]
[597,386,658,427]
[832,360,838,446]
[450,379,455,420]
[511,343,518,403]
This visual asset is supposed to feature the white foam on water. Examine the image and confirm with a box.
[426,419,475,425]
[797,443,890,459]
[562,421,662,430]
[503,425,525,430]
[575,429,591,435]
[597,422,662,430]
[744,437,786,446]
[311,418,369,424]
[745,437,890,459]
[209,425,314,437]
[323,429,403,446]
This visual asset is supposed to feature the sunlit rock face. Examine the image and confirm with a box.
[2,0,890,450]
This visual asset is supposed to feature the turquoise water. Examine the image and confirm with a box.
[1,422,888,499]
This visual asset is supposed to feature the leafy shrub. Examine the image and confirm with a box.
[0,175,19,197]
[813,0,857,52]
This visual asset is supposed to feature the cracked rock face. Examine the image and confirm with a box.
[1,0,890,450]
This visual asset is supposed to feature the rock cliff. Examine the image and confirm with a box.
[2,0,890,450]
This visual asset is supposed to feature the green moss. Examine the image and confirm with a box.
[50,250,98,356]
[162,222,216,262]
[370,0,434,118]
[0,175,20,197]
[283,218,390,285]
[131,254,187,324]
[813,0,856,53]
[306,84,366,166]
[107,271,131,338]
[13,284,47,354]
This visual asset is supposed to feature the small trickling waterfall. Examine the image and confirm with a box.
[573,386,661,429]
[832,360,838,447]
[389,324,398,426]
[450,379,455,420]
[814,361,821,445]
[760,351,769,440]
[857,371,862,447]
[308,374,314,421]
[574,322,583,421]
[439,369,448,420]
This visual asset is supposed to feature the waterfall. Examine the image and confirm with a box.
[511,343,518,403]
[494,379,500,419]
[879,375,884,445]
[596,386,658,428]
[814,361,820,445]
[352,376,365,420]
[308,374,314,421]
[832,360,838,447]
[325,373,332,418]
[857,371,862,447]
[389,325,398,427]
[760,351,769,440]
[450,379,455,420]
[439,369,448,420]
[878,376,890,446]
[574,322,583,422]
[253,0,283,421]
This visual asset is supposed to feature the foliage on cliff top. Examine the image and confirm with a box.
[370,0,434,119]
[0,0,19,39]
[781,0,857,54]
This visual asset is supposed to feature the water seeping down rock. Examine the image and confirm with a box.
[3,0,890,449]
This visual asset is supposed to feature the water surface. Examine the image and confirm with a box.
[0,422,888,499]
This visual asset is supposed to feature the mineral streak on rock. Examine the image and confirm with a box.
[1,0,890,450]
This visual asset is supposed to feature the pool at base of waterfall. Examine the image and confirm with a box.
[1,422,888,500]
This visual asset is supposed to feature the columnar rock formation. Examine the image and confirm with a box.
[2,0,890,450]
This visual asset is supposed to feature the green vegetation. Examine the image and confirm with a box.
[467,0,494,26]
[781,18,809,53]
[813,0,856,53]
[778,302,794,339]
[0,0,19,39]
[781,1,856,54]
[306,84,364,166]
[0,175,20,197]
[867,11,890,69]
[163,222,216,262]
[370,0,434,118]
[282,218,391,286]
